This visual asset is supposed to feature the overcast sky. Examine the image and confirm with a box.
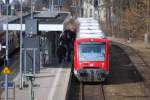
[2,0,25,3]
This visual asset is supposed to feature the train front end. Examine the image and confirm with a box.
[74,38,109,82]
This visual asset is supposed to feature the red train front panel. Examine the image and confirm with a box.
[73,38,109,82]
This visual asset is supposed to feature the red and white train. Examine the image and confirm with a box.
[73,18,110,82]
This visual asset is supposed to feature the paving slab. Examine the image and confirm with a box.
[0,63,71,100]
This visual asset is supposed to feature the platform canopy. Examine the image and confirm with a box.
[3,11,70,32]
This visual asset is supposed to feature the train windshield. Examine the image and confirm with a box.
[78,42,105,61]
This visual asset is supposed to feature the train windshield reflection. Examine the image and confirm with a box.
[78,42,105,61]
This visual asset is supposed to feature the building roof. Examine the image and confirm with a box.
[0,16,17,30]
[3,11,70,32]
[9,11,69,24]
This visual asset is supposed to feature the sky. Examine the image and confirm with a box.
[2,0,25,4]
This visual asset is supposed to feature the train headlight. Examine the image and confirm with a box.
[79,62,82,65]
[101,62,105,68]
[90,63,94,66]
[90,39,94,41]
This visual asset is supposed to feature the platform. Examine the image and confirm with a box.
[0,63,71,100]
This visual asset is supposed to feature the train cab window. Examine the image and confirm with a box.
[78,42,105,61]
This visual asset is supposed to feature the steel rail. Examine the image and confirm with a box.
[80,83,105,100]
[80,82,84,100]
[112,41,150,98]
[99,84,105,100]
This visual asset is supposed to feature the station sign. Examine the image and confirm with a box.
[0,81,14,88]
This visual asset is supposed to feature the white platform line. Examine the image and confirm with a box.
[47,68,62,100]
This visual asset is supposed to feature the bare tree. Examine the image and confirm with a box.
[102,0,150,40]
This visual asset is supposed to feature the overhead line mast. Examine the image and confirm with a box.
[5,0,9,100]
[19,0,23,89]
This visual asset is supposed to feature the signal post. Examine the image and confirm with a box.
[2,66,11,100]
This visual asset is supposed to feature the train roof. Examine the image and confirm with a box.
[77,18,98,22]
[77,30,105,39]
[76,17,105,39]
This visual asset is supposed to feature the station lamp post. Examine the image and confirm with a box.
[5,0,9,66]
[19,0,23,89]
[31,0,33,19]
[5,0,9,99]
[48,0,50,11]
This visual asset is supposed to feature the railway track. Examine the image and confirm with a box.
[80,83,105,100]
[135,50,150,89]
[69,43,150,100]
[112,42,150,95]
